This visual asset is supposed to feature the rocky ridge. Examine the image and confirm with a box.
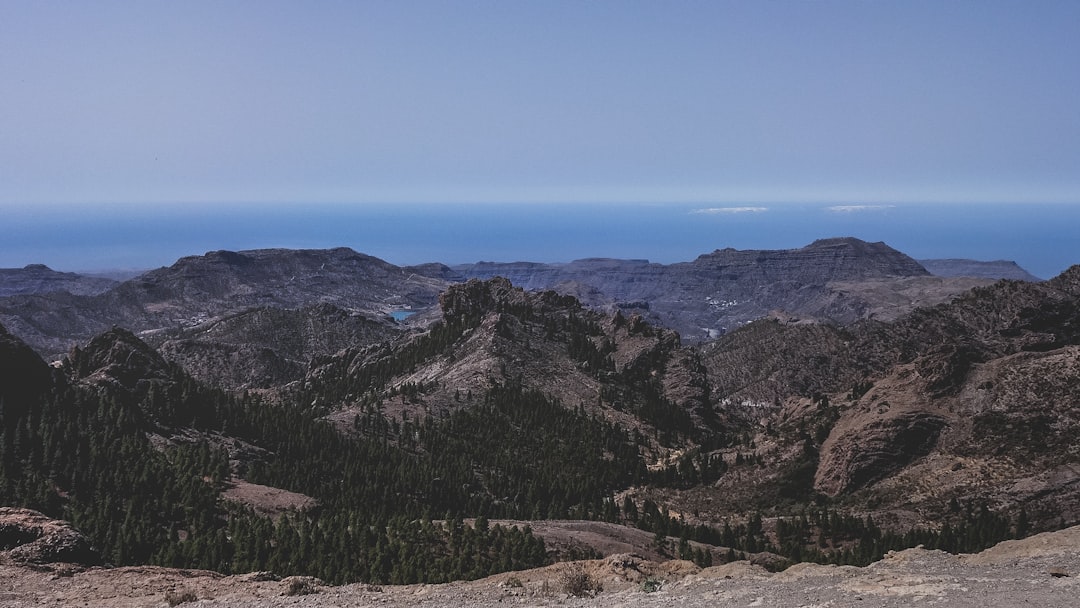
[0,248,446,384]
[455,238,1003,340]
[0,241,1038,369]
[307,277,717,449]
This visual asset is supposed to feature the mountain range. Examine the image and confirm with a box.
[1,238,1015,385]
[1,237,1075,587]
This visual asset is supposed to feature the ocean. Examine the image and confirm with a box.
[2,202,1077,280]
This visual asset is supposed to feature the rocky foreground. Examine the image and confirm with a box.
[2,525,1078,607]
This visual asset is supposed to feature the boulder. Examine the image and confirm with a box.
[0,507,102,565]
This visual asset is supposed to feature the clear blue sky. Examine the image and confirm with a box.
[2,1,1078,206]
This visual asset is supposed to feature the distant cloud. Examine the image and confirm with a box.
[691,206,769,214]
[826,205,895,212]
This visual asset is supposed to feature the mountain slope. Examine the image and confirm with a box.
[0,248,444,364]
[1,320,554,582]
[2,240,1015,365]
[306,277,719,450]
[690,266,1080,527]
[3,264,1078,586]
[155,304,399,389]
[455,238,988,340]
[0,264,118,297]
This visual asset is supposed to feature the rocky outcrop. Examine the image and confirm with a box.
[438,277,580,321]
[438,277,524,319]
[815,408,946,495]
[0,507,102,565]
[67,327,173,391]
[754,264,1080,507]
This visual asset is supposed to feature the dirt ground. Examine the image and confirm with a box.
[2,526,1078,607]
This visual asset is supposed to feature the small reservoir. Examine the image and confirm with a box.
[389,310,417,322]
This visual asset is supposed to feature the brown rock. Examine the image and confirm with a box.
[0,507,102,566]
[816,407,946,496]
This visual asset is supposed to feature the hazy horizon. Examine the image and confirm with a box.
[2,3,1078,280]
[3,201,1076,281]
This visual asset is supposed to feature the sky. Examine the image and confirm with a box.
[1,1,1078,274]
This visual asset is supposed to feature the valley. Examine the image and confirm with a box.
[1,238,1077,603]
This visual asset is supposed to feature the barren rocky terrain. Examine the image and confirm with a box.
[2,525,1078,607]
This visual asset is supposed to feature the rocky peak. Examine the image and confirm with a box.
[439,277,516,319]
[438,277,579,321]
[67,327,173,390]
